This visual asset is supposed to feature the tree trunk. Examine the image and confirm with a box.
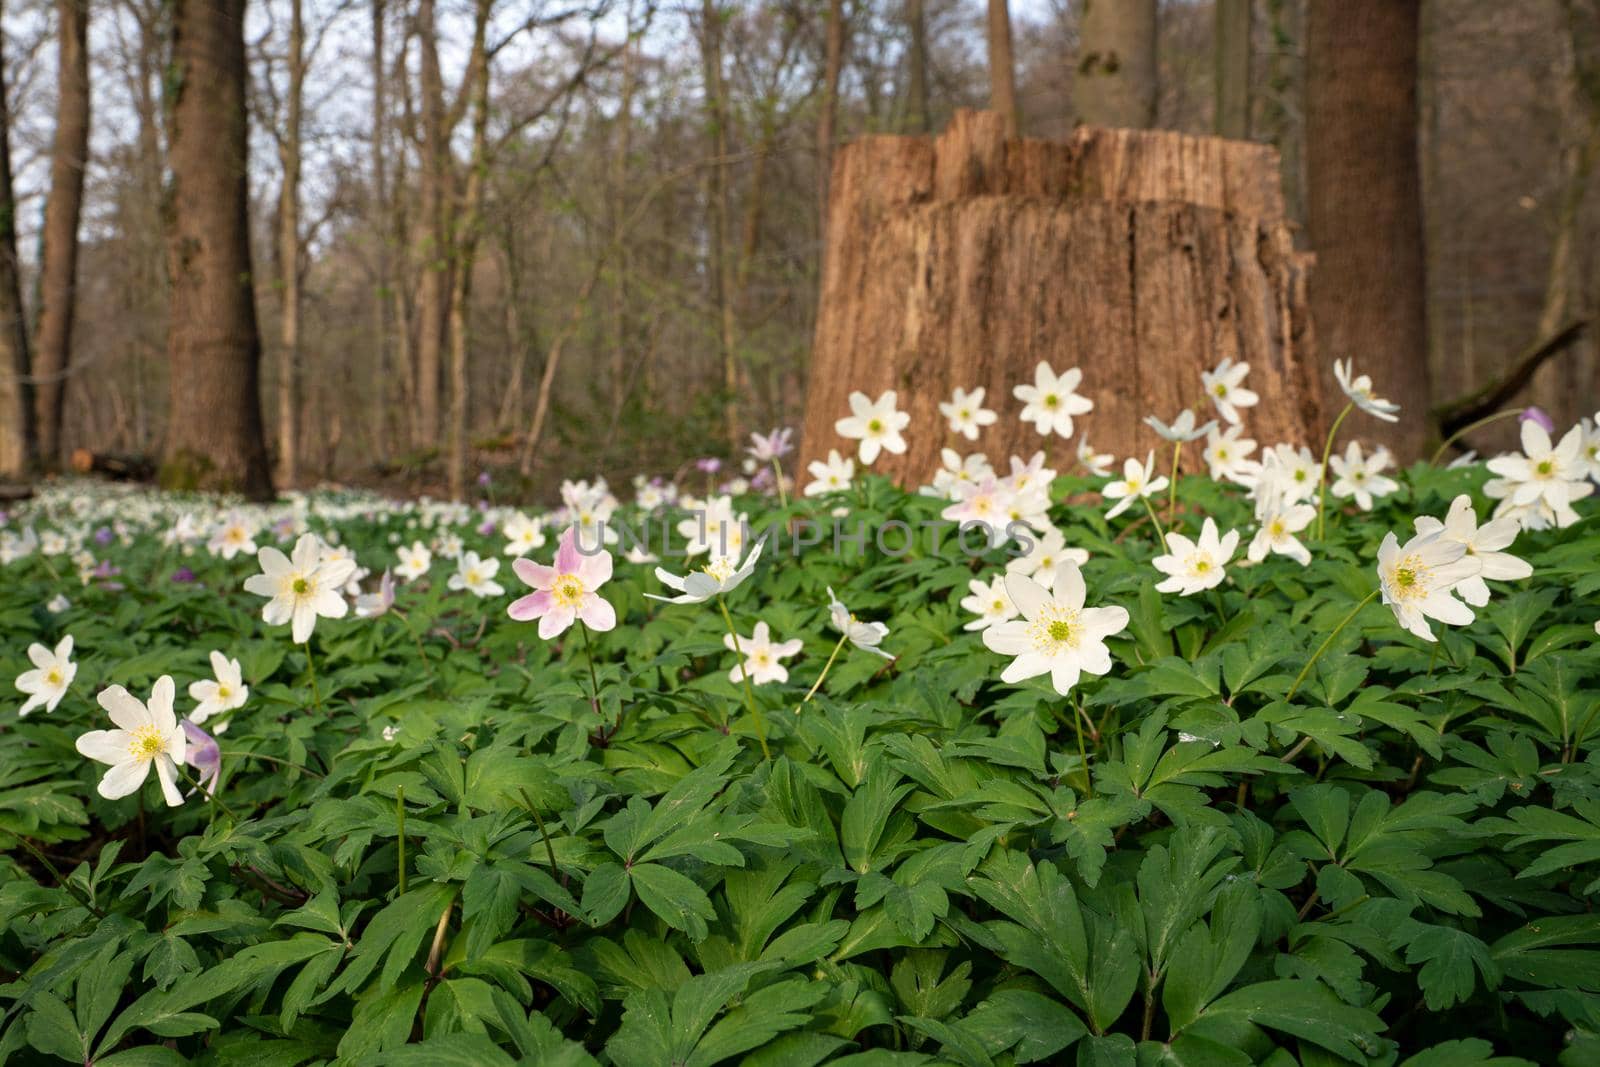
[798,110,1324,486]
[1261,0,1306,226]
[370,0,390,460]
[0,0,37,479]
[1214,0,1251,138]
[1076,0,1158,129]
[986,0,1019,137]
[817,0,846,219]
[1530,0,1600,420]
[905,0,930,133]
[699,0,738,448]
[446,0,490,501]
[415,0,450,451]
[276,0,304,488]
[1305,0,1429,458]
[161,0,273,498]
[34,0,90,466]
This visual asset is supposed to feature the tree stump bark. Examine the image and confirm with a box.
[798,109,1326,487]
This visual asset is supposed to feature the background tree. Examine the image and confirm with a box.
[986,0,1018,136]
[1076,0,1158,128]
[161,0,273,497]
[0,0,36,479]
[1306,0,1430,457]
[32,0,89,467]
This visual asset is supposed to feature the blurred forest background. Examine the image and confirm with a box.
[0,0,1596,500]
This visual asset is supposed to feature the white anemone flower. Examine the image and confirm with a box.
[503,513,547,557]
[244,534,358,644]
[1413,495,1532,608]
[1102,452,1169,520]
[188,651,248,727]
[827,587,893,659]
[649,542,764,605]
[1328,441,1399,511]
[17,635,77,716]
[1377,530,1482,642]
[75,676,188,806]
[834,390,911,466]
[1248,492,1316,566]
[723,621,802,685]
[1145,409,1217,443]
[1333,358,1401,422]
[1202,358,1259,425]
[960,575,1019,632]
[1484,420,1593,529]
[1153,518,1239,596]
[395,541,432,582]
[1075,439,1115,478]
[940,386,998,440]
[1006,527,1089,591]
[449,551,504,597]
[1015,362,1094,439]
[982,561,1129,695]
[804,449,856,497]
[1203,424,1259,485]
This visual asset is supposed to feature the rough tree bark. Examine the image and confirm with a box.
[445,0,490,501]
[414,0,450,450]
[276,0,304,488]
[797,110,1325,487]
[161,0,273,498]
[986,0,1019,137]
[370,0,390,459]
[699,0,738,447]
[1076,0,1158,129]
[0,0,37,479]
[34,0,90,466]
[1305,0,1429,458]
[1214,0,1251,138]
[817,0,846,218]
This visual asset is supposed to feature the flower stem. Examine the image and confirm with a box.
[1071,694,1092,797]
[1140,494,1168,548]
[396,785,408,895]
[221,750,326,780]
[1427,407,1525,467]
[179,763,239,820]
[1167,439,1183,521]
[302,641,324,714]
[576,621,609,732]
[717,595,771,758]
[1286,588,1380,703]
[1315,402,1354,541]
[796,633,849,713]
[394,609,435,680]
[771,459,789,510]
[0,828,105,916]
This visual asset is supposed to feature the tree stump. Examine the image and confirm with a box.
[798,109,1326,487]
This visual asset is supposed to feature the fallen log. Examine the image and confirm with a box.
[71,449,156,482]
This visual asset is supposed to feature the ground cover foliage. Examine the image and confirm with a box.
[0,463,1597,1066]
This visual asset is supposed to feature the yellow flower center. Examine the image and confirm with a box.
[1194,558,1211,573]
[553,576,586,608]
[467,569,482,585]
[1214,383,1228,397]
[292,577,310,595]
[1389,553,1431,601]
[867,418,883,433]
[1270,520,1285,537]
[1043,394,1060,408]
[128,724,166,761]
[1535,459,1554,477]
[1029,606,1083,654]
[217,685,231,699]
[45,668,62,686]
[959,408,971,419]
